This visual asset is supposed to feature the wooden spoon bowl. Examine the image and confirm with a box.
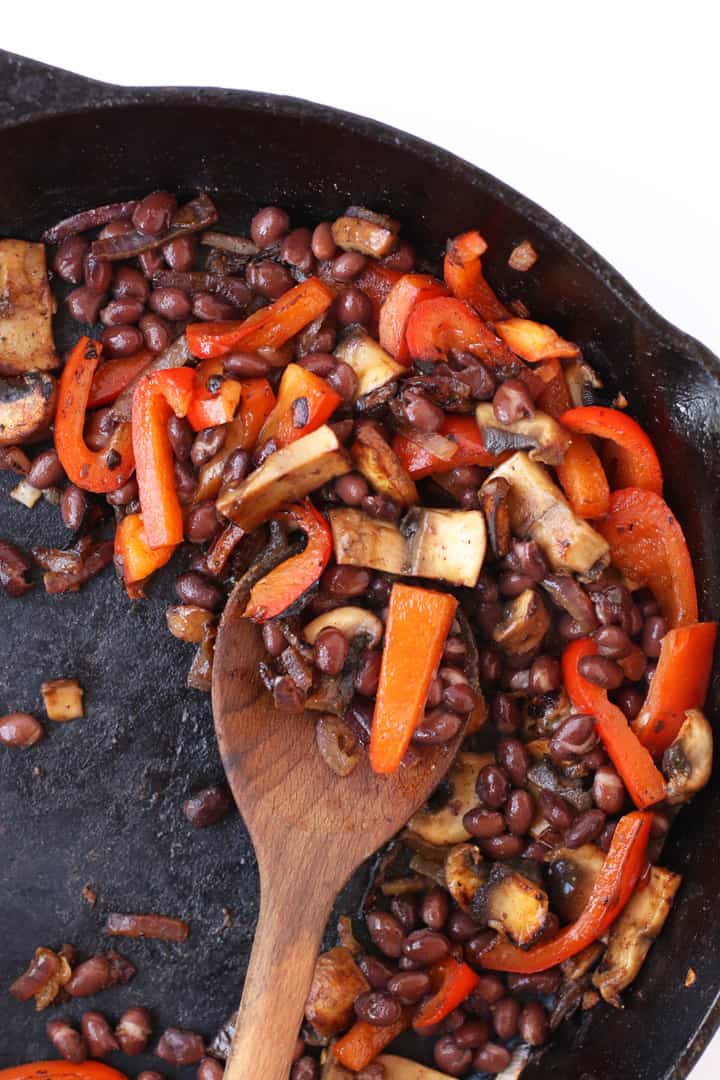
[212,583,468,1080]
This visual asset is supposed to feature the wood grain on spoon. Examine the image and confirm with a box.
[212,581,469,1080]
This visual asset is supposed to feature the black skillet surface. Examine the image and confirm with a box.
[1,49,719,1080]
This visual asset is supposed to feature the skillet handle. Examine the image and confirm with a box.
[0,48,127,127]
[224,855,335,1080]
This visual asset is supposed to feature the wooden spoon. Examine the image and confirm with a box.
[212,585,469,1080]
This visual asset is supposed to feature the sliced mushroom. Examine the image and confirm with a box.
[445,843,486,911]
[335,329,405,399]
[351,421,418,506]
[217,425,351,530]
[407,751,495,846]
[330,508,408,575]
[0,240,57,374]
[547,845,605,923]
[315,714,361,777]
[331,213,398,258]
[376,1055,468,1080]
[522,687,573,739]
[662,708,712,804]
[480,476,512,559]
[495,318,581,364]
[0,372,57,446]
[561,941,603,982]
[303,607,384,649]
[493,588,550,655]
[592,865,682,1007]
[564,360,603,408]
[482,452,610,575]
[475,404,571,466]
[473,865,549,947]
[305,946,370,1037]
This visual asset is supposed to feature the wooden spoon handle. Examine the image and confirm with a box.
[224,862,334,1080]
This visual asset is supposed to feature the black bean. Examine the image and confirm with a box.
[311,223,337,261]
[54,235,89,283]
[506,539,548,581]
[332,251,367,281]
[47,1019,87,1063]
[354,650,382,697]
[463,808,505,839]
[322,565,371,597]
[247,260,294,299]
[390,896,419,933]
[598,819,618,853]
[61,484,87,530]
[492,996,519,1041]
[472,974,505,1004]
[479,833,524,859]
[102,297,146,327]
[273,675,305,712]
[473,1043,511,1074]
[183,785,231,827]
[191,426,227,468]
[518,1001,548,1045]
[538,790,575,831]
[447,910,479,943]
[192,293,241,321]
[578,654,624,689]
[101,325,144,357]
[592,767,626,814]
[564,808,607,848]
[358,954,395,990]
[499,571,534,597]
[280,228,314,272]
[442,682,476,714]
[149,287,191,321]
[155,1028,205,1066]
[645,661,658,685]
[163,234,197,272]
[493,378,534,424]
[558,614,588,640]
[223,351,270,377]
[313,628,348,675]
[0,712,44,748]
[507,969,561,995]
[505,789,534,835]
[421,887,450,931]
[354,990,402,1027]
[197,1058,224,1080]
[133,191,177,236]
[529,655,561,693]
[66,957,114,997]
[107,476,139,507]
[490,693,519,734]
[115,1007,152,1055]
[67,286,105,323]
[84,254,112,294]
[386,970,430,1004]
[98,219,135,240]
[403,392,445,432]
[615,686,644,720]
[383,241,415,272]
[402,929,451,967]
[186,502,220,544]
[336,286,373,327]
[642,615,667,658]
[84,406,116,451]
[81,1010,120,1057]
[139,313,172,353]
[454,356,497,400]
[476,764,510,809]
[327,361,358,403]
[433,1037,473,1077]
[27,449,64,490]
[261,622,286,659]
[174,460,197,504]
[335,473,369,506]
[549,714,597,761]
[453,1019,490,1050]
[291,1058,318,1080]
[250,206,290,248]
[165,415,193,462]
[361,493,402,521]
[138,248,165,278]
[220,449,250,487]
[174,572,223,611]
[497,737,531,787]
[582,746,608,771]
[593,584,633,629]
[366,911,405,958]
[412,709,462,744]
[594,625,633,659]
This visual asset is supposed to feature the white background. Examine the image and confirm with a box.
[3,2,718,1075]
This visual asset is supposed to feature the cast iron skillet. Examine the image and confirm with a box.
[0,48,718,1080]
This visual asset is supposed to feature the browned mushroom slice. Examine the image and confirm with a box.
[522,687,573,739]
[444,843,486,911]
[482,452,610,575]
[304,946,370,1037]
[0,241,57,374]
[351,421,418,506]
[331,210,399,257]
[407,752,495,846]
[475,404,571,466]
[480,476,512,559]
[473,865,549,947]
[217,425,351,530]
[564,360,603,407]
[334,329,405,399]
[402,507,487,587]
[547,845,605,923]
[495,318,581,363]
[329,508,408,575]
[303,607,384,649]
[592,866,682,1007]
[662,708,712,804]
[376,1055,476,1080]
[493,588,550,655]
[0,373,57,446]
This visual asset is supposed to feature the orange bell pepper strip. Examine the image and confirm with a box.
[132,366,195,548]
[193,377,276,503]
[405,297,518,367]
[333,1009,412,1072]
[0,1064,128,1080]
[378,274,448,363]
[632,622,717,755]
[481,810,652,973]
[186,359,243,431]
[370,584,458,774]
[443,230,509,323]
[556,435,610,519]
[114,512,176,590]
[257,363,341,450]
[563,639,666,809]
[534,358,573,418]
[560,406,663,495]
[392,415,506,479]
[413,958,480,1031]
[244,501,332,621]
[54,337,135,494]
[598,488,698,628]
[495,318,581,363]
[87,350,153,408]
[186,278,334,359]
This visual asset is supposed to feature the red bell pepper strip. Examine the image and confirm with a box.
[598,488,698,628]
[333,1010,412,1072]
[556,434,610,519]
[87,350,153,408]
[186,278,334,359]
[632,622,717,755]
[405,297,518,367]
[257,363,341,450]
[186,359,243,431]
[132,367,195,548]
[560,406,663,495]
[443,230,509,323]
[243,501,332,621]
[351,263,403,332]
[193,377,276,503]
[413,958,480,1031]
[378,273,448,363]
[114,512,176,590]
[534,358,573,418]
[205,522,246,577]
[563,639,666,809]
[392,415,506,479]
[370,584,458,774]
[54,337,135,494]
[481,810,652,973]
[0,1064,128,1080]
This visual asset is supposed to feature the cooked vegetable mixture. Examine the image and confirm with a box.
[1,191,716,1079]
